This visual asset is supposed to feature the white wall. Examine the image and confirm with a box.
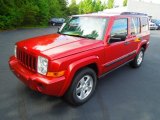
[127,0,160,19]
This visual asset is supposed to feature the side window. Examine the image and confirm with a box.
[109,18,128,43]
[141,17,149,32]
[111,18,128,36]
[131,17,140,35]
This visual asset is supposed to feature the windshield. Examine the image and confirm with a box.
[59,16,108,40]
[152,19,160,24]
[155,20,160,24]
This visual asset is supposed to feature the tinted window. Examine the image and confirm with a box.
[111,18,128,36]
[141,17,149,32]
[131,17,140,34]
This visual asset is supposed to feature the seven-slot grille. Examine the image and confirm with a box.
[16,47,37,71]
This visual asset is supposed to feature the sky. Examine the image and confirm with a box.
[68,0,160,6]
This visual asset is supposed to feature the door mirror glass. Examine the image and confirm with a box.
[109,34,127,43]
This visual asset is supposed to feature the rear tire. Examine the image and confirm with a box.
[130,48,144,68]
[64,67,97,106]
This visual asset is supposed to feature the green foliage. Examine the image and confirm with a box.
[0,0,68,29]
[36,0,49,25]
[22,3,39,25]
[0,0,22,29]
[0,0,115,30]
[123,0,128,6]
[68,0,78,15]
[77,0,107,14]
[107,0,114,9]
[81,0,93,14]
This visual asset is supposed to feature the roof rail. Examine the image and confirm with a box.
[121,12,148,16]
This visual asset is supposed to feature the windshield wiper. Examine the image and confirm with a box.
[58,33,95,39]
[69,34,96,39]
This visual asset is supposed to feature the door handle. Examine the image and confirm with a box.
[124,41,130,45]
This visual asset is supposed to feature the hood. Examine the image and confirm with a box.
[17,33,104,60]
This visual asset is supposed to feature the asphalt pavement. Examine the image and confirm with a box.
[0,27,160,120]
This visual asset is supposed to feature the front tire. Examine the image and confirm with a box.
[130,48,144,68]
[64,68,97,106]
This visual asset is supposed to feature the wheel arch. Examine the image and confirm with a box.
[58,56,101,96]
[141,43,147,51]
[137,40,148,53]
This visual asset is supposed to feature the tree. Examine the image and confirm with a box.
[81,0,93,14]
[22,2,39,25]
[94,0,102,12]
[0,0,109,30]
[77,0,107,14]
[69,0,78,15]
[101,1,108,10]
[107,0,114,9]
[123,0,128,6]
[0,0,23,29]
[58,0,69,17]
[35,0,49,25]
[78,0,84,14]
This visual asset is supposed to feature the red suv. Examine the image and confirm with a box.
[9,12,150,105]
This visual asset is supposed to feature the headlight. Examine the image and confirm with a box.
[14,45,17,57]
[37,56,48,75]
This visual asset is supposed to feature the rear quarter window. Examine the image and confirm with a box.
[141,17,149,32]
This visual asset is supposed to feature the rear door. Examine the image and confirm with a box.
[140,17,150,42]
[127,17,149,54]
[123,17,141,55]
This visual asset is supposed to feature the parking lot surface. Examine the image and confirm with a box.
[0,28,160,120]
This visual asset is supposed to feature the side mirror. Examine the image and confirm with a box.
[109,34,127,44]
[109,37,122,43]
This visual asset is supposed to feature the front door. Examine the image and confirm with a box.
[104,17,135,72]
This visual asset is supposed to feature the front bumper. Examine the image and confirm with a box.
[9,56,65,96]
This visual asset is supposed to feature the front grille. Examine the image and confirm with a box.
[16,47,37,71]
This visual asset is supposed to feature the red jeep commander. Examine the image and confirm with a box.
[9,12,150,105]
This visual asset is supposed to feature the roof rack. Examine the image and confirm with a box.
[121,12,148,16]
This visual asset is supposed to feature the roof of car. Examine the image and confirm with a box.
[73,12,148,18]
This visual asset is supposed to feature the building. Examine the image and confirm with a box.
[98,0,160,19]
